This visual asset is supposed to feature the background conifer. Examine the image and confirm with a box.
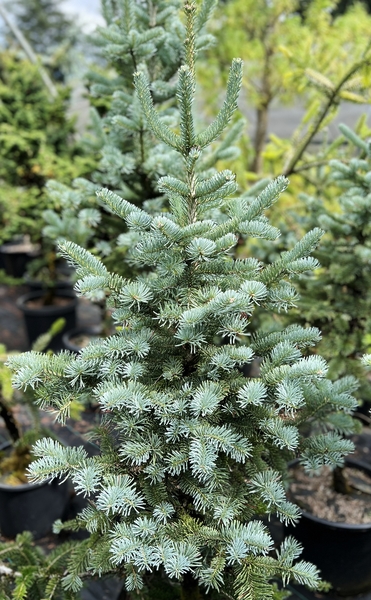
[4,0,79,81]
[0,51,91,247]
[286,124,371,404]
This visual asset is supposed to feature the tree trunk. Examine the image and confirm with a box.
[249,40,273,174]
[180,572,204,600]
[333,466,352,495]
[0,398,20,442]
[250,103,269,173]
[117,583,131,600]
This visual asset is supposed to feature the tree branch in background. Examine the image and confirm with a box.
[0,3,57,98]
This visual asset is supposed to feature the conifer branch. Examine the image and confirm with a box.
[184,1,197,77]
[177,66,196,152]
[58,240,108,277]
[134,70,182,151]
[196,58,243,149]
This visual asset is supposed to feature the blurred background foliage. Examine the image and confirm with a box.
[2,0,81,82]
[0,51,95,246]
[199,0,371,195]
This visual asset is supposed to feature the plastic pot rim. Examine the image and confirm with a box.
[16,289,77,316]
[62,327,99,352]
[0,242,39,255]
[0,441,62,493]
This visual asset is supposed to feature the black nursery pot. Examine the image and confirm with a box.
[17,290,78,350]
[285,457,371,596]
[0,242,37,278]
[62,327,98,353]
[0,443,69,539]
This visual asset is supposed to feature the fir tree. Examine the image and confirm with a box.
[0,52,75,187]
[5,1,359,598]
[9,0,75,55]
[0,532,77,599]
[41,0,186,266]
[42,0,238,273]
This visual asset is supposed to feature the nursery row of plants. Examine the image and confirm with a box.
[2,0,371,598]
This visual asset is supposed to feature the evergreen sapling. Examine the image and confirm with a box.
[41,0,184,260]
[42,0,243,279]
[6,2,359,598]
[42,0,230,277]
[0,51,93,287]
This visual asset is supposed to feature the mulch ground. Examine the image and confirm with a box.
[1,283,371,600]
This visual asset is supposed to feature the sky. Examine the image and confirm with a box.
[61,0,104,32]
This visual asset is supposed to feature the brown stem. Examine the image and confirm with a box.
[283,57,371,177]
[180,573,204,600]
[117,585,130,600]
[250,34,274,173]
[290,159,329,174]
[248,7,283,174]
[0,398,20,442]
[251,103,269,173]
[333,466,352,495]
[48,251,57,281]
[42,288,55,306]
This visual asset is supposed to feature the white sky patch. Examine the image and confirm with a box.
[60,0,104,33]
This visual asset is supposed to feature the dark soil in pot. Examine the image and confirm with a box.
[62,327,99,353]
[0,442,69,539]
[285,457,371,595]
[17,289,77,350]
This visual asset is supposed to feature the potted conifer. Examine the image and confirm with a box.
[39,0,201,349]
[4,1,360,597]
[285,456,371,595]
[0,322,70,539]
[0,51,90,259]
